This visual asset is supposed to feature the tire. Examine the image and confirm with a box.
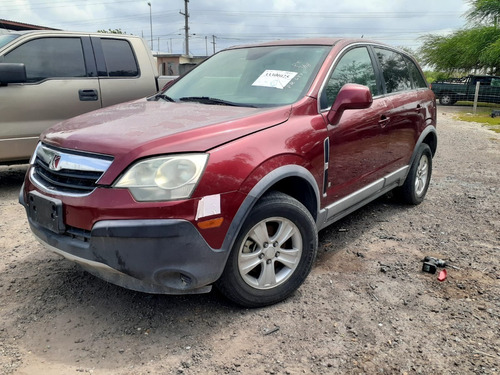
[399,143,432,205]
[216,192,318,308]
[439,93,456,106]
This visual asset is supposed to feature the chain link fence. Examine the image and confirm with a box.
[431,75,500,115]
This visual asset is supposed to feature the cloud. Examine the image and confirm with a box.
[2,0,471,55]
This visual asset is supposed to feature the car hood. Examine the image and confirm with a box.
[42,98,291,176]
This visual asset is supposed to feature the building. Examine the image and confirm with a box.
[0,19,59,31]
[155,53,207,76]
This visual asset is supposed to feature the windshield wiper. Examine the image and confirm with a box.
[148,93,175,102]
[178,96,256,108]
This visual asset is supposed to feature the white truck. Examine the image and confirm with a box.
[0,30,174,164]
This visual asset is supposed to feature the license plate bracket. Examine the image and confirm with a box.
[28,191,65,234]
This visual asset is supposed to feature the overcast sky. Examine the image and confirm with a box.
[3,0,472,56]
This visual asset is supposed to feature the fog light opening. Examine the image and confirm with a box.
[180,273,192,287]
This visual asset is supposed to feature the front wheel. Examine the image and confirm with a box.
[398,143,433,205]
[439,93,456,106]
[216,192,318,308]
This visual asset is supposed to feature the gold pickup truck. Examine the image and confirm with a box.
[0,30,174,164]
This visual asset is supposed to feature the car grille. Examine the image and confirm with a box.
[30,143,113,196]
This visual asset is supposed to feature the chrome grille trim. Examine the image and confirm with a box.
[30,143,113,196]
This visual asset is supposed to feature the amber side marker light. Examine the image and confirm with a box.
[197,217,224,229]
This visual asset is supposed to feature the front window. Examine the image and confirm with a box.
[2,37,86,82]
[165,45,330,107]
[321,47,377,109]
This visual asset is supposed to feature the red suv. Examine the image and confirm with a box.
[20,38,437,307]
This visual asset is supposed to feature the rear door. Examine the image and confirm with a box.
[371,47,426,173]
[91,37,158,107]
[0,35,100,162]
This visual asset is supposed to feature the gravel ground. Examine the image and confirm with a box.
[0,106,499,374]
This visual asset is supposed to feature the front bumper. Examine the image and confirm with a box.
[24,204,228,294]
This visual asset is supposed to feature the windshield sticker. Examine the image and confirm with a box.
[252,70,298,89]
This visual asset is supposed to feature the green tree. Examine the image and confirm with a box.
[420,27,500,74]
[466,0,500,26]
[419,1,500,74]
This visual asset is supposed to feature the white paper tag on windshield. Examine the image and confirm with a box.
[252,70,298,89]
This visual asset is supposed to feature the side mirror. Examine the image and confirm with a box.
[0,63,27,85]
[327,83,373,125]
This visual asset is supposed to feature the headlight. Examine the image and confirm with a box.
[114,154,209,201]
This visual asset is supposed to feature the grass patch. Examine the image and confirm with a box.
[455,108,500,133]
[455,101,498,108]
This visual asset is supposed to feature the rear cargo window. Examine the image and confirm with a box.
[100,39,139,77]
[2,37,86,82]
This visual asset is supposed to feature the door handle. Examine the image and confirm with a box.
[79,89,98,101]
[378,115,390,128]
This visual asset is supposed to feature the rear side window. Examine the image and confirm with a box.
[321,47,377,109]
[2,37,86,82]
[101,39,139,77]
[374,48,412,94]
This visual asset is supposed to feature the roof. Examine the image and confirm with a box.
[226,37,386,51]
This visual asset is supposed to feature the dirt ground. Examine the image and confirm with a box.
[0,106,499,375]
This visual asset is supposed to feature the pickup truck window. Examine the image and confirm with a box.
[2,37,86,82]
[100,39,139,77]
[321,47,377,109]
[475,77,493,85]
[374,48,412,94]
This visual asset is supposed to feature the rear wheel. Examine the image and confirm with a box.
[216,192,318,308]
[398,143,432,205]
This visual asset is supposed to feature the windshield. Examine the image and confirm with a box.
[165,45,330,107]
[0,33,21,50]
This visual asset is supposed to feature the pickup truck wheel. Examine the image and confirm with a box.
[399,144,432,205]
[216,192,318,308]
[439,94,456,106]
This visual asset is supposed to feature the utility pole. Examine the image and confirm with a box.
[211,35,216,55]
[180,0,189,55]
[147,2,153,50]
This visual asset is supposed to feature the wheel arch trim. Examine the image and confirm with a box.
[404,125,437,182]
[220,165,321,255]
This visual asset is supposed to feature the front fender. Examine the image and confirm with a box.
[220,163,321,253]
